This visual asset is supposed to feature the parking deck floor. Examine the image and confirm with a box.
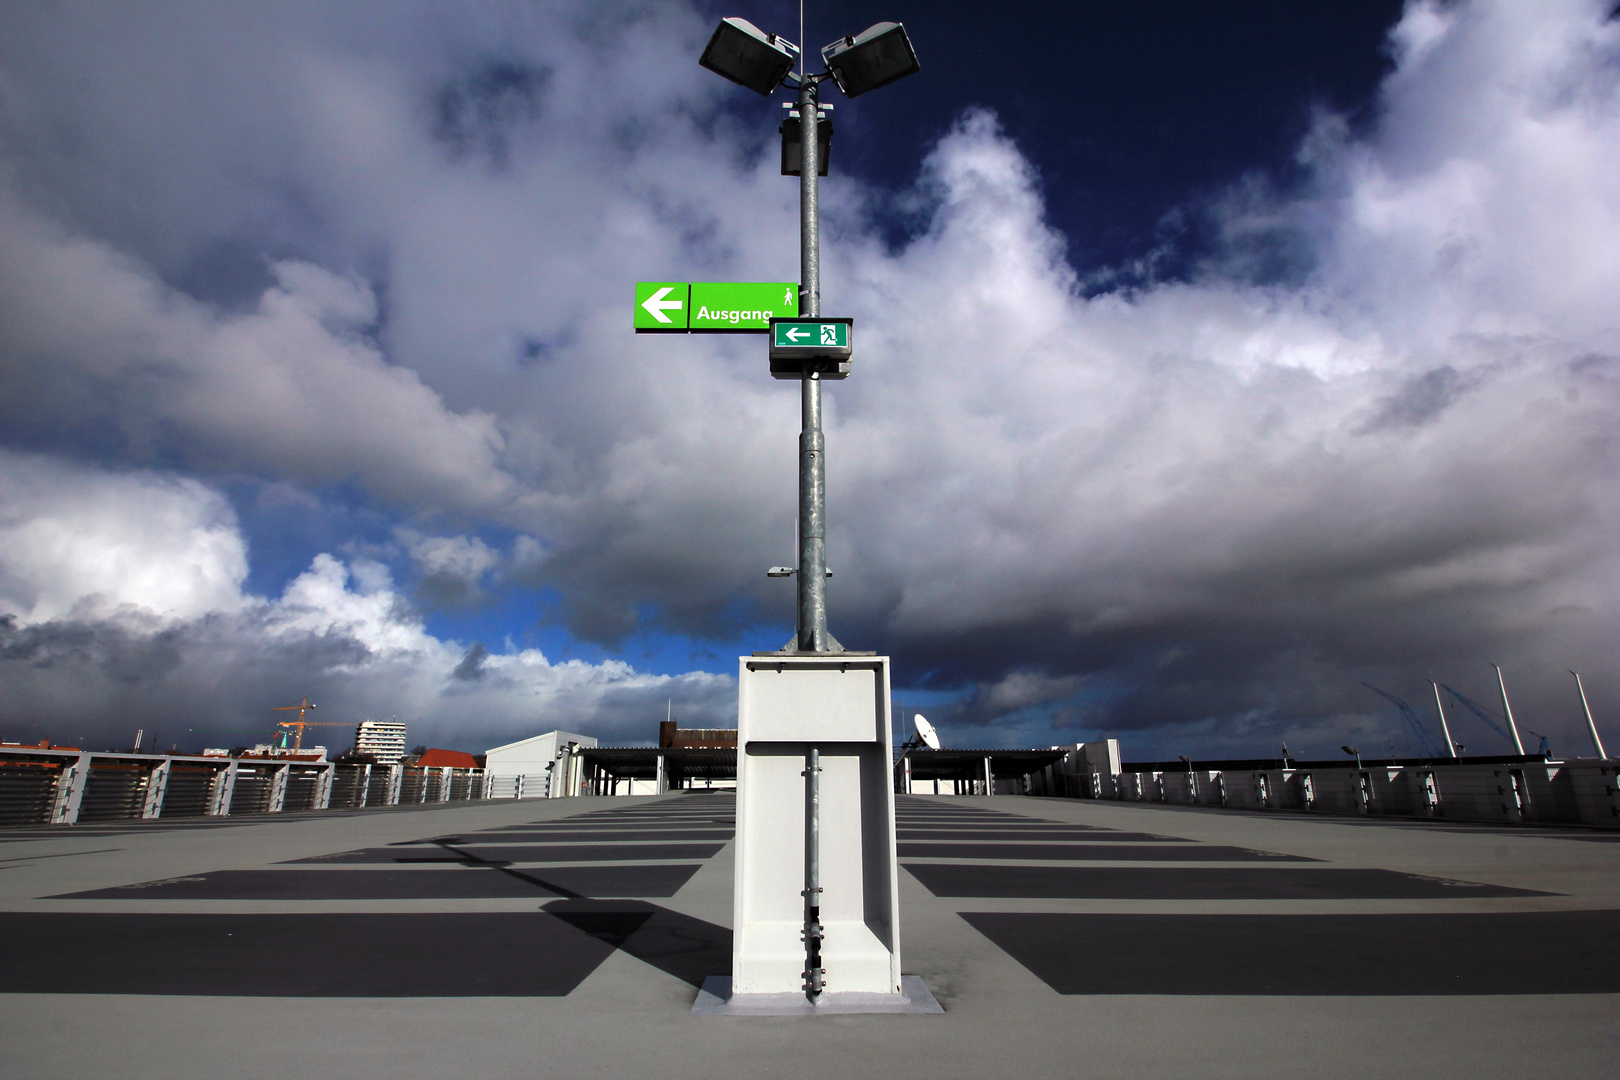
[3,792,1617,1078]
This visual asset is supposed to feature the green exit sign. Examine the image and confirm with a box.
[771,320,849,350]
[768,317,853,379]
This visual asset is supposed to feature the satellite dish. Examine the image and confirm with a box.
[914,714,940,750]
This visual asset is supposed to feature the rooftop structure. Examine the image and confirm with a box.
[483,730,597,799]
[658,721,737,749]
[3,789,1616,1076]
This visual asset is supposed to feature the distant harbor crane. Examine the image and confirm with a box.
[1362,684,1447,759]
[1442,685,1523,754]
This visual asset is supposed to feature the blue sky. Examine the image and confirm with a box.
[2,1,1618,762]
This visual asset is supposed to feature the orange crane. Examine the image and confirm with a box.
[269,698,351,751]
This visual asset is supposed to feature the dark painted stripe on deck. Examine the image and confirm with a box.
[53,864,704,900]
[902,864,1552,899]
[0,912,622,996]
[962,911,1620,994]
[452,829,734,842]
[284,843,724,864]
[898,843,1313,862]
[898,830,1186,842]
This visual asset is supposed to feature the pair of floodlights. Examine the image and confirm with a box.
[699,17,919,99]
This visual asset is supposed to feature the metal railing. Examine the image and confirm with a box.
[1012,751,1620,829]
[0,747,485,827]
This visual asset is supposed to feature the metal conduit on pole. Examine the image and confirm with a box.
[804,747,824,995]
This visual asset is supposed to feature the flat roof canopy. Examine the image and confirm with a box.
[579,746,1072,784]
[900,748,1068,781]
[579,747,736,783]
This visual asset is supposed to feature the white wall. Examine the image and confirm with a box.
[484,729,596,797]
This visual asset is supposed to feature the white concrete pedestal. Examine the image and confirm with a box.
[719,653,924,1012]
[692,975,942,1016]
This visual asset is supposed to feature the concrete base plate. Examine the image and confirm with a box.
[691,975,943,1016]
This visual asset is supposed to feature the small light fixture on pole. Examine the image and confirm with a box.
[1342,745,1362,770]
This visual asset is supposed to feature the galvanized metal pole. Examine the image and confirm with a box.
[796,76,828,1000]
[796,77,828,653]
[1430,681,1458,758]
[1572,671,1607,759]
[1491,663,1527,755]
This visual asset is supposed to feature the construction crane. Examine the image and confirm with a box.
[1440,685,1518,751]
[269,698,350,751]
[1362,684,1447,759]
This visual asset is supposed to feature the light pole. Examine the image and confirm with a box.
[1490,663,1527,755]
[700,18,919,653]
[1570,671,1607,759]
[700,16,921,1006]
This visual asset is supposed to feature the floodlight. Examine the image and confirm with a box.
[1340,746,1359,756]
[700,18,800,96]
[820,22,920,98]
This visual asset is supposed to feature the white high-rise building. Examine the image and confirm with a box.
[354,720,408,764]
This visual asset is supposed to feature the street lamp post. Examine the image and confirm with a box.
[700,17,919,654]
[698,17,923,1008]
[794,72,828,652]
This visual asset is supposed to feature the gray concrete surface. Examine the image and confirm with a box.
[3,792,1617,1079]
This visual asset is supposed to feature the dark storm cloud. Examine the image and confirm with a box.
[2,1,1619,759]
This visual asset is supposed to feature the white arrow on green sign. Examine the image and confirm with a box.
[634,282,798,332]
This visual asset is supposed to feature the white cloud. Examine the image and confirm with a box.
[0,450,247,625]
[0,202,513,511]
[2,1,1619,755]
[395,527,500,605]
[0,452,730,748]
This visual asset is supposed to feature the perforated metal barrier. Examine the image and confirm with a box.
[0,749,487,827]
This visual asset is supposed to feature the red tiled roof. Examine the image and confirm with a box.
[415,748,478,769]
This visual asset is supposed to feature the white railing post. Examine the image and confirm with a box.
[51,752,93,825]
[268,764,290,813]
[141,758,172,819]
[314,763,334,810]
[209,761,238,816]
